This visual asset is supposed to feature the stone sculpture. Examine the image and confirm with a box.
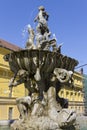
[34,6,49,35]
[4,6,79,130]
[25,25,36,49]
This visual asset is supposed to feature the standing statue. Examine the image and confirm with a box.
[34,6,49,35]
[34,6,50,50]
[34,6,60,52]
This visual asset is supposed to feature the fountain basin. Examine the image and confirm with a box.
[4,49,78,75]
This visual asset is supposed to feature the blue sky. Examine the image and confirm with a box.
[0,0,87,74]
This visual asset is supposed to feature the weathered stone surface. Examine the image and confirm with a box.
[4,6,79,130]
[10,87,78,130]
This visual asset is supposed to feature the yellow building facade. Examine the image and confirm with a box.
[0,39,84,120]
[0,39,25,120]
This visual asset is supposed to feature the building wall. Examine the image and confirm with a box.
[83,74,87,115]
[0,97,19,120]
[0,47,25,98]
[0,47,25,120]
[0,47,11,98]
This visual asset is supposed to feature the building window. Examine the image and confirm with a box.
[8,107,13,120]
[66,91,69,99]
[70,92,73,101]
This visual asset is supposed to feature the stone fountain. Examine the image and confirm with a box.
[4,6,80,130]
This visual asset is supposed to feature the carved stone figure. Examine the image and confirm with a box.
[11,87,77,130]
[35,31,51,50]
[9,69,38,96]
[47,87,76,128]
[34,6,54,51]
[54,68,73,83]
[25,25,36,49]
[34,6,49,35]
[16,96,31,120]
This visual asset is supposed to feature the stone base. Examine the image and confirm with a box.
[10,116,78,130]
[10,87,79,130]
